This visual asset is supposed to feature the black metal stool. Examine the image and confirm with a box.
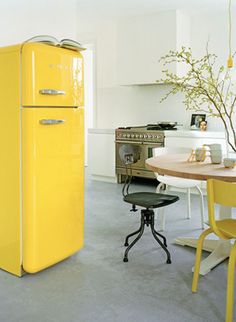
[123,191,179,264]
[118,144,179,264]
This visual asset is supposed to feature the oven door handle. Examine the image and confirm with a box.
[142,142,163,146]
[115,140,163,146]
[115,140,143,144]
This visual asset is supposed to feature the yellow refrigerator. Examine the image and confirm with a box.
[0,41,84,276]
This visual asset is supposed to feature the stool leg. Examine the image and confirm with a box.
[123,214,145,263]
[153,229,167,247]
[150,216,171,264]
[124,224,142,246]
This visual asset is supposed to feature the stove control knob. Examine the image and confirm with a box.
[135,134,139,138]
[126,134,131,138]
[148,135,152,139]
[122,134,127,138]
[144,134,148,138]
[140,134,143,138]
[131,134,135,138]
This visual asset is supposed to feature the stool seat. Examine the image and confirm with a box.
[123,192,179,209]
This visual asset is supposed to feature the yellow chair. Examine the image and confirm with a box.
[192,179,236,322]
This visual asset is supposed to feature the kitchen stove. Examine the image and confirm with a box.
[115,124,176,182]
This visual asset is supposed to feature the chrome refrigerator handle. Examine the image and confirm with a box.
[39,119,65,125]
[39,89,66,95]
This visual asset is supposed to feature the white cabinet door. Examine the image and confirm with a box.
[117,10,190,85]
[88,133,116,181]
[165,137,227,154]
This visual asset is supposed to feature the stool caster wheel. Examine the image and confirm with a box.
[123,257,128,262]
[124,242,129,247]
[166,258,171,264]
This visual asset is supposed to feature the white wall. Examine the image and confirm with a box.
[0,0,77,46]
[0,2,231,132]
[76,8,234,131]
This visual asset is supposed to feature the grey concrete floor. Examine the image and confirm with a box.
[0,176,234,322]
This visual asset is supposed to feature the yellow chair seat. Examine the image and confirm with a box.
[216,219,236,238]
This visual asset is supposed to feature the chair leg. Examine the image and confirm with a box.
[124,224,142,246]
[156,183,168,231]
[196,185,205,230]
[156,182,165,193]
[192,228,212,293]
[158,208,165,231]
[187,188,191,219]
[150,216,171,264]
[226,240,236,322]
[123,214,145,262]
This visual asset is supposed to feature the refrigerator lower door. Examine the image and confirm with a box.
[22,107,84,273]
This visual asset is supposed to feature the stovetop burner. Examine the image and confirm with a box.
[117,124,177,131]
[147,123,178,130]
[146,125,177,131]
[117,126,145,130]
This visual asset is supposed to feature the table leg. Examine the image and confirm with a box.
[175,237,219,252]
[174,205,232,276]
[174,237,231,275]
[193,240,231,275]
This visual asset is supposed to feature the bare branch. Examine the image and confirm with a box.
[158,47,236,152]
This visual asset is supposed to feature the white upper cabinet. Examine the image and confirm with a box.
[116,10,190,85]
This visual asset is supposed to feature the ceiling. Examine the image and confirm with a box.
[76,0,230,20]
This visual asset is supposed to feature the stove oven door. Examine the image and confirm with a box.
[115,140,163,182]
[116,141,144,169]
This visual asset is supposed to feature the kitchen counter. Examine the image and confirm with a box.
[89,128,226,138]
[164,130,225,139]
[87,128,227,183]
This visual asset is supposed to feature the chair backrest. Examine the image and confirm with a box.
[207,179,236,238]
[152,147,192,157]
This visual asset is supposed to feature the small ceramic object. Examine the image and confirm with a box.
[210,150,222,164]
[204,144,222,164]
[223,158,236,168]
[195,147,206,162]
[205,143,222,151]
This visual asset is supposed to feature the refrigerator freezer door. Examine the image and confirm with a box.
[22,107,84,273]
[22,43,84,107]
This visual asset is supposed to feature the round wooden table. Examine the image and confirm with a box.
[146,153,236,182]
[146,154,236,276]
